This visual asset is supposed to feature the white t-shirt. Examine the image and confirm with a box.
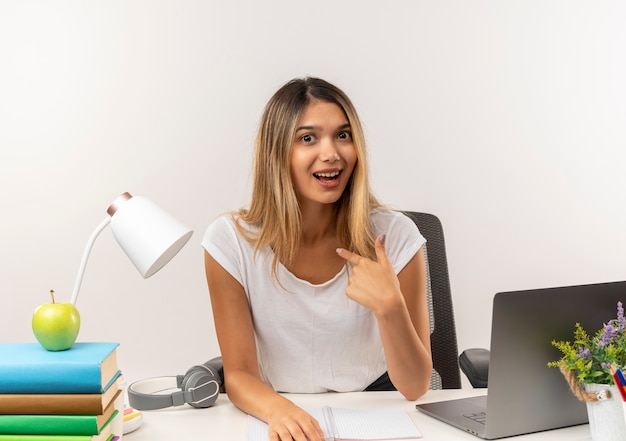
[201,208,425,393]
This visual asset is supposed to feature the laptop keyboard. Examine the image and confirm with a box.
[463,412,487,424]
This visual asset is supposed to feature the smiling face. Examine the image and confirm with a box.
[289,100,357,209]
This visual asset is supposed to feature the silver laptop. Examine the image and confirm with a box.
[416,280,626,439]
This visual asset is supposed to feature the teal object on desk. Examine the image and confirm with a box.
[0,342,120,394]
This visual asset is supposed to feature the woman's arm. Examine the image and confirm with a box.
[336,235,432,400]
[204,251,325,441]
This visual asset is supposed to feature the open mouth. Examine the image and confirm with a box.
[313,171,341,182]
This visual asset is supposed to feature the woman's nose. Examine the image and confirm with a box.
[320,139,340,162]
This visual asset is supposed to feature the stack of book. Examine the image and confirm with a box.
[0,342,124,441]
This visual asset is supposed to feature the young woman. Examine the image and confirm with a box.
[202,77,432,441]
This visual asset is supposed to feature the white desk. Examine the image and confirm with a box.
[123,389,591,440]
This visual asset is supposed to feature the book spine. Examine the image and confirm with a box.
[0,368,102,394]
[0,370,120,395]
[0,414,101,435]
[0,395,106,415]
[322,406,338,440]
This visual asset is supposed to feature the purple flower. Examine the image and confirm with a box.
[599,322,618,347]
[618,301,625,332]
[577,346,591,359]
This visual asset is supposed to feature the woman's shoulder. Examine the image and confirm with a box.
[203,212,258,246]
[205,212,235,233]
[371,207,416,231]
[371,208,425,270]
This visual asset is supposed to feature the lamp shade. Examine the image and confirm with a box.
[107,192,193,278]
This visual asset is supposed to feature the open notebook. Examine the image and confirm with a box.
[247,406,422,441]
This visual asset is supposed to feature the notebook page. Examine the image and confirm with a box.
[329,407,422,440]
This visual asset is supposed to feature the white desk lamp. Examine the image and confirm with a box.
[32,191,192,352]
[70,192,193,306]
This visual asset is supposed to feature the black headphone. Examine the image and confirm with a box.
[127,357,223,410]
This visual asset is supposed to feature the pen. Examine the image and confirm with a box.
[615,367,626,387]
[612,373,626,401]
[609,365,626,401]
[616,367,626,398]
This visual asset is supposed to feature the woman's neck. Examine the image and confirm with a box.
[286,203,344,284]
[299,203,337,246]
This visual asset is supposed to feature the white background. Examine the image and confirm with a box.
[1,0,625,388]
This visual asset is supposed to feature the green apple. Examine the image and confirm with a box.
[32,290,81,351]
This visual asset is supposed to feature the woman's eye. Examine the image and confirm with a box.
[300,134,315,143]
[338,131,352,140]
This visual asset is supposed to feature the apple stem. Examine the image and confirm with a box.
[50,289,56,304]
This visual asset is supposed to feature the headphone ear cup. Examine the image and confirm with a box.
[181,366,220,408]
[205,357,224,390]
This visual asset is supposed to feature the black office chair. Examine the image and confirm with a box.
[403,211,489,389]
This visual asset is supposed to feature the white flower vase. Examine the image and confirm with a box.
[584,383,626,441]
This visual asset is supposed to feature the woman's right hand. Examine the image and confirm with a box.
[267,401,325,441]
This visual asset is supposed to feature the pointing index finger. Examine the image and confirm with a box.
[336,247,362,265]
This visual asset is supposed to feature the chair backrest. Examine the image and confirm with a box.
[403,211,462,389]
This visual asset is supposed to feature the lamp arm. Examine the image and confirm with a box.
[70,216,112,306]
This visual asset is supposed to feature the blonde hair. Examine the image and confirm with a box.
[234,77,381,278]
